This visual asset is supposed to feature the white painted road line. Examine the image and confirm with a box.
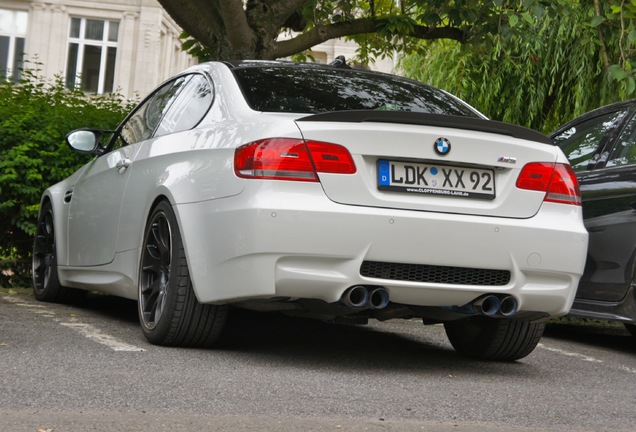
[537,343,603,363]
[60,321,145,352]
[538,342,636,375]
[617,365,636,374]
[3,295,145,352]
[3,296,28,304]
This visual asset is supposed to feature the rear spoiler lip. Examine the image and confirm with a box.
[296,110,552,145]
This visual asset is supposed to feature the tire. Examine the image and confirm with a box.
[444,316,546,361]
[625,323,636,338]
[138,200,228,347]
[32,201,84,303]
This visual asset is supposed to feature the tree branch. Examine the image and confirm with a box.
[269,17,466,59]
[267,0,309,29]
[593,0,610,71]
[156,0,220,43]
[218,0,256,53]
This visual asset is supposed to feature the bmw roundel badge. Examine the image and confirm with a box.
[434,137,451,156]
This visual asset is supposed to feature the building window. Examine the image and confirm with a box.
[66,17,119,93]
[0,9,27,82]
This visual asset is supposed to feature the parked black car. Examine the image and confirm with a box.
[551,99,636,337]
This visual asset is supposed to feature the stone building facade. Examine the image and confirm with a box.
[0,0,194,98]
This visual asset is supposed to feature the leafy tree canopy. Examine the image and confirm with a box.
[159,0,575,63]
[161,0,634,131]
[400,0,636,133]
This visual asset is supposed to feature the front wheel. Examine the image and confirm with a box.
[444,316,546,361]
[138,200,227,347]
[625,323,636,338]
[32,201,83,303]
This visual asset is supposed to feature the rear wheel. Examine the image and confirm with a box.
[625,324,636,338]
[444,316,546,361]
[32,201,83,302]
[138,200,228,347]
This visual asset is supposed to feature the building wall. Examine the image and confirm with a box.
[0,0,195,98]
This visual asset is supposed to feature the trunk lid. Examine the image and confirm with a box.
[295,111,559,219]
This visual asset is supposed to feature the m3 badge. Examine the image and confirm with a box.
[497,156,517,164]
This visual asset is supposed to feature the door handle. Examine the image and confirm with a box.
[116,158,132,173]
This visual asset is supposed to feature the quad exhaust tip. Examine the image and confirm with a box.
[339,288,517,316]
[473,294,518,317]
[341,286,390,310]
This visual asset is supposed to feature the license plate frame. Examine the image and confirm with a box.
[377,159,496,199]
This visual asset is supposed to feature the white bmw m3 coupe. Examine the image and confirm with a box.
[33,61,588,360]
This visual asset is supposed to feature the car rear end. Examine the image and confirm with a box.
[178,62,588,359]
[228,115,585,308]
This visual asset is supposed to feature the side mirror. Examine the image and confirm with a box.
[65,129,115,155]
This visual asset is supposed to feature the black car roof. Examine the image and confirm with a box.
[220,59,440,86]
[550,98,636,138]
[221,59,414,81]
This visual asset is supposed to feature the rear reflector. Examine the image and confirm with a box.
[234,138,356,181]
[516,162,581,205]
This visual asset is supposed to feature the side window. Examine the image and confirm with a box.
[606,113,636,167]
[553,110,628,172]
[154,74,213,137]
[116,76,188,147]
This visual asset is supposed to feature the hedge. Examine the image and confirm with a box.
[0,65,136,287]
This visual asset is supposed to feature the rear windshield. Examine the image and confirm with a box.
[231,66,481,117]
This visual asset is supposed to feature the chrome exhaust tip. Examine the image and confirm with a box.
[473,295,501,316]
[368,287,390,310]
[341,285,370,309]
[499,296,518,317]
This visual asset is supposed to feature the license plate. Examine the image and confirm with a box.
[377,160,495,199]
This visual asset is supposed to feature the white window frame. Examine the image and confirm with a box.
[66,17,119,94]
[0,9,28,81]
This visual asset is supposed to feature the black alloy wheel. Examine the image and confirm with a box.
[139,207,172,331]
[32,201,70,302]
[138,200,227,347]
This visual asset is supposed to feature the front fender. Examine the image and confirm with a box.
[40,165,89,267]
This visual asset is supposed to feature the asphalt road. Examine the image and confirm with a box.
[1,289,635,432]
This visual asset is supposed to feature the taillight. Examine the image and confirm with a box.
[516,162,581,205]
[306,141,356,174]
[234,138,356,181]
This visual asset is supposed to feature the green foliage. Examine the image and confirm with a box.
[399,1,635,133]
[602,0,636,93]
[0,64,135,287]
[179,31,215,62]
[174,0,603,62]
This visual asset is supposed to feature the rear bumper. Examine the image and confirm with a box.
[175,182,588,317]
